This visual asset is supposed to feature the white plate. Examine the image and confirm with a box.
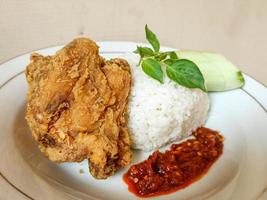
[0,42,267,200]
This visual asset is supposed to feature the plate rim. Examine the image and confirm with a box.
[0,42,266,200]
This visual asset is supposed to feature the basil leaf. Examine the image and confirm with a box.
[166,59,206,91]
[155,52,168,61]
[157,52,178,62]
[141,58,163,83]
[164,58,179,66]
[167,51,178,59]
[145,25,160,52]
[134,46,155,58]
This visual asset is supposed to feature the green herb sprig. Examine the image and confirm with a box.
[134,25,206,92]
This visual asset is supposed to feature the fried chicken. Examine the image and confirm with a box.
[25,38,132,179]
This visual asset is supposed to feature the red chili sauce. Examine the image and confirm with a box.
[123,127,224,197]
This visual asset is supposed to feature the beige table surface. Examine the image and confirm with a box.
[0,1,267,200]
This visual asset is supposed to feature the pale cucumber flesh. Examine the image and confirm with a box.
[176,50,245,92]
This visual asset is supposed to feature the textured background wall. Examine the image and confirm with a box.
[0,0,266,84]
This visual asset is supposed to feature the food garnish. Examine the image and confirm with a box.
[135,25,245,92]
[134,25,206,92]
[176,50,245,91]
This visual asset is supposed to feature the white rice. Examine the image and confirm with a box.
[123,53,210,151]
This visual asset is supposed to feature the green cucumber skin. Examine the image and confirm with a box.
[176,50,245,92]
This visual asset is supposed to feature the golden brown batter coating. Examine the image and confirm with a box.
[25,38,132,179]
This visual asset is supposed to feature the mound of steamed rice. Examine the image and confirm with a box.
[123,54,210,151]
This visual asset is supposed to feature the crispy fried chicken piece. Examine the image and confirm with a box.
[25,38,132,179]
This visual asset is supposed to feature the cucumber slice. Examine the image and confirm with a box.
[176,50,245,92]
